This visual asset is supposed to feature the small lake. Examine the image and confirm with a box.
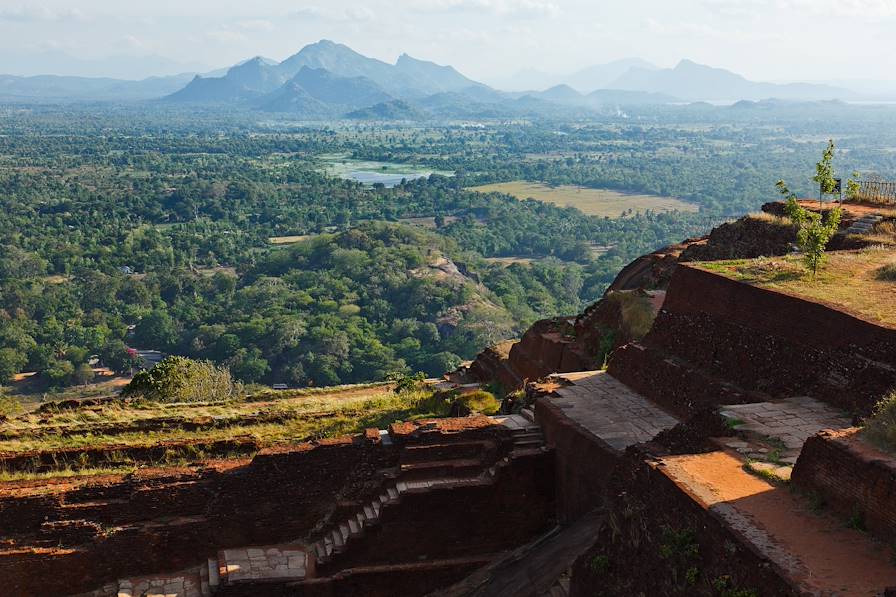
[319,154,453,187]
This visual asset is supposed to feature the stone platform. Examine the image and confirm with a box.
[543,371,680,451]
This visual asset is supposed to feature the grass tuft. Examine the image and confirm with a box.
[864,390,896,453]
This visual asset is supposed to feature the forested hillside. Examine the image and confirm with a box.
[3,103,896,389]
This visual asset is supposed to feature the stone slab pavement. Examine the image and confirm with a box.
[545,371,680,451]
[219,546,307,583]
[720,396,852,457]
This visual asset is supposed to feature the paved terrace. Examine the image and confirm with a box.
[719,396,853,480]
[543,370,680,450]
[537,369,896,593]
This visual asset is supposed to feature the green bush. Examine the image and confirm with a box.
[0,393,22,417]
[865,390,896,452]
[122,356,242,403]
[455,390,500,415]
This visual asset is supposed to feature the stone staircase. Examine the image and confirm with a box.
[87,420,546,597]
[845,212,883,235]
[312,421,545,568]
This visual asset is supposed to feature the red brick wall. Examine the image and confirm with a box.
[611,265,896,416]
[792,428,896,544]
[535,398,621,523]
[570,455,802,596]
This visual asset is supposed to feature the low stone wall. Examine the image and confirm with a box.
[792,428,896,544]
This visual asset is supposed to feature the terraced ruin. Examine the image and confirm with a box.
[3,199,896,596]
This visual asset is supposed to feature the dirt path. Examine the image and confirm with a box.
[660,450,896,596]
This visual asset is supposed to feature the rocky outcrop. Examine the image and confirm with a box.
[462,208,815,394]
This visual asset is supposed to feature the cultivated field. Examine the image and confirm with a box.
[468,181,698,218]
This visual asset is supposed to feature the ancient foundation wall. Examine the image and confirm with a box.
[612,265,896,417]
[792,428,896,544]
[0,421,523,597]
[569,456,801,597]
[535,398,620,523]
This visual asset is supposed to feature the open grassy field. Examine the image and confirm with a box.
[0,382,456,479]
[269,234,318,245]
[695,247,896,328]
[468,181,698,218]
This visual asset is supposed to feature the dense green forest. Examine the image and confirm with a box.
[2,104,895,389]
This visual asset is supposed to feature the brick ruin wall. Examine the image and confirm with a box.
[529,389,804,596]
[792,428,896,545]
[568,454,802,597]
[534,397,620,523]
[0,421,555,596]
[611,265,896,418]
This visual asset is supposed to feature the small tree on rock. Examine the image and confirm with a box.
[776,139,844,278]
[776,181,841,278]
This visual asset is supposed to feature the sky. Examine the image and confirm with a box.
[0,0,894,84]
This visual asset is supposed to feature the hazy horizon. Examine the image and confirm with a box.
[1,0,895,86]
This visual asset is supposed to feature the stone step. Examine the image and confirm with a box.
[331,529,345,549]
[521,407,536,422]
[400,440,493,463]
[399,458,484,480]
[347,518,361,536]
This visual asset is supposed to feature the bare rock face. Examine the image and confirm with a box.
[679,215,795,262]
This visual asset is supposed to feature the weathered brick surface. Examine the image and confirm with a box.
[612,265,896,417]
[0,420,525,597]
[792,428,896,544]
[569,454,802,597]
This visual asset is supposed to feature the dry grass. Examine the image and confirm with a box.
[269,235,317,245]
[0,386,442,456]
[747,212,791,227]
[606,291,658,340]
[696,248,896,328]
[467,181,698,218]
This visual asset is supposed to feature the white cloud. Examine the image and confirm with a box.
[120,34,146,50]
[413,0,560,18]
[0,6,85,23]
[205,30,248,44]
[287,6,375,22]
[237,19,276,32]
[703,0,896,19]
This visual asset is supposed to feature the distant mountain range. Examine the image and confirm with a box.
[0,40,890,116]
[494,58,658,92]
[607,59,855,102]
[165,40,489,115]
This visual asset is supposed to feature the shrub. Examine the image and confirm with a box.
[122,356,242,403]
[607,291,656,340]
[0,392,22,417]
[776,140,843,278]
[865,390,896,452]
[454,390,500,415]
[388,371,426,394]
[876,263,896,281]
